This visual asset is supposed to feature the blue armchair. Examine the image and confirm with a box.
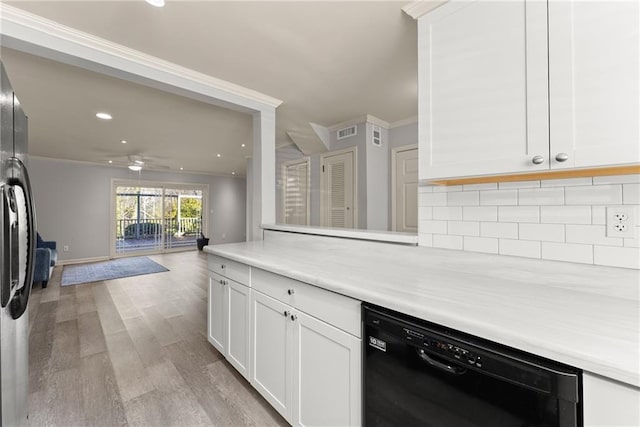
[34,233,57,288]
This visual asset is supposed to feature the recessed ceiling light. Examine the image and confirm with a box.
[180,167,184,170]
[241,144,246,148]
[232,172,236,175]
[96,112,112,120]
[120,140,127,144]
[108,160,113,164]
[216,154,221,158]
[145,0,165,7]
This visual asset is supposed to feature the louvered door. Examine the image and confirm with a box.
[282,159,310,226]
[321,150,355,228]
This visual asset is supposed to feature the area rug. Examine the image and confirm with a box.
[61,256,169,286]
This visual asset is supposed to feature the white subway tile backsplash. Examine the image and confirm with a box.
[499,239,541,259]
[594,246,640,269]
[519,223,565,242]
[566,225,623,247]
[464,236,498,254]
[542,242,594,264]
[433,207,463,221]
[418,185,434,193]
[541,177,592,188]
[540,206,591,224]
[418,233,433,247]
[447,191,479,206]
[433,235,463,250]
[498,206,540,223]
[565,185,622,205]
[463,206,498,222]
[420,192,447,206]
[593,175,640,185]
[498,180,540,189]
[480,222,518,239]
[480,190,518,206]
[448,221,480,236]
[417,174,640,269]
[623,184,640,205]
[463,183,498,191]
[591,206,607,225]
[519,187,565,205]
[419,206,433,220]
[434,185,462,193]
[420,220,447,234]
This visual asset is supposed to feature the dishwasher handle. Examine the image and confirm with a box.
[417,348,467,375]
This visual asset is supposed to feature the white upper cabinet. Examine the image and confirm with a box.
[418,0,639,180]
[549,0,640,169]
[418,0,549,180]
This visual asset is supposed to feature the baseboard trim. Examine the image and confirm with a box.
[56,256,110,266]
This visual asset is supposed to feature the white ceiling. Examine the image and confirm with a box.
[1,1,418,176]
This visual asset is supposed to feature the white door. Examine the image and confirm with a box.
[548,1,640,169]
[393,146,418,233]
[418,0,549,179]
[321,149,355,228]
[207,273,226,355]
[251,290,293,422]
[226,279,251,380]
[282,159,310,225]
[292,310,361,427]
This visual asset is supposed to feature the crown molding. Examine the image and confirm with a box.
[402,1,448,20]
[328,114,391,132]
[0,4,282,112]
[389,115,418,129]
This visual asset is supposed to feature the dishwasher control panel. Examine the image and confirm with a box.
[403,327,483,368]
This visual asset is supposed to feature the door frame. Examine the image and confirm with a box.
[319,146,358,228]
[280,157,311,225]
[110,178,209,258]
[391,144,418,232]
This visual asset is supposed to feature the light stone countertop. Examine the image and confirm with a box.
[204,233,640,388]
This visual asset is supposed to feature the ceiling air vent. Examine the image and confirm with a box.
[337,125,357,140]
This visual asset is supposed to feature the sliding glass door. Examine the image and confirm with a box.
[113,181,207,256]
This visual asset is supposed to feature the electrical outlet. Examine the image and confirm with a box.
[607,207,636,237]
[63,245,69,252]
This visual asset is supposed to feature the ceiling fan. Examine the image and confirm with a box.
[103,153,172,172]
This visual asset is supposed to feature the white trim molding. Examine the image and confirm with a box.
[328,114,391,132]
[402,1,449,20]
[0,3,282,113]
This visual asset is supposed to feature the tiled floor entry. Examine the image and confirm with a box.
[27,250,287,426]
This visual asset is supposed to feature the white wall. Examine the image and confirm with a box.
[29,157,246,262]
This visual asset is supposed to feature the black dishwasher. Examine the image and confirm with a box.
[363,303,582,427]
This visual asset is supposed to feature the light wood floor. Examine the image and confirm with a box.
[27,250,288,427]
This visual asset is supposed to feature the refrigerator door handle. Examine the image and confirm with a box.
[6,157,36,319]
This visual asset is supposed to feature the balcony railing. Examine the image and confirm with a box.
[115,218,202,252]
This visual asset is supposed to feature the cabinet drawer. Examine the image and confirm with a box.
[252,268,361,338]
[208,255,250,286]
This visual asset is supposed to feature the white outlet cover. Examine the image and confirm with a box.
[606,206,636,238]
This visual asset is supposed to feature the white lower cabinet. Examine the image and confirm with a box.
[292,309,361,427]
[583,372,640,426]
[207,271,251,380]
[250,288,361,426]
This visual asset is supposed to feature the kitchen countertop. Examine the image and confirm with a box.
[204,233,640,388]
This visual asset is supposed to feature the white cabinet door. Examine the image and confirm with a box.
[549,1,640,169]
[226,279,251,381]
[292,310,361,427]
[207,274,226,355]
[418,0,549,179]
[583,372,640,426]
[251,290,293,422]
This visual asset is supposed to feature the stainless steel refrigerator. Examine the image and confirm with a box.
[0,61,36,427]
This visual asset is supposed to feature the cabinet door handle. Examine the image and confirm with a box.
[219,279,224,284]
[287,289,295,295]
[531,155,545,165]
[555,153,569,162]
[283,310,290,317]
[221,264,225,269]
[290,314,298,321]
